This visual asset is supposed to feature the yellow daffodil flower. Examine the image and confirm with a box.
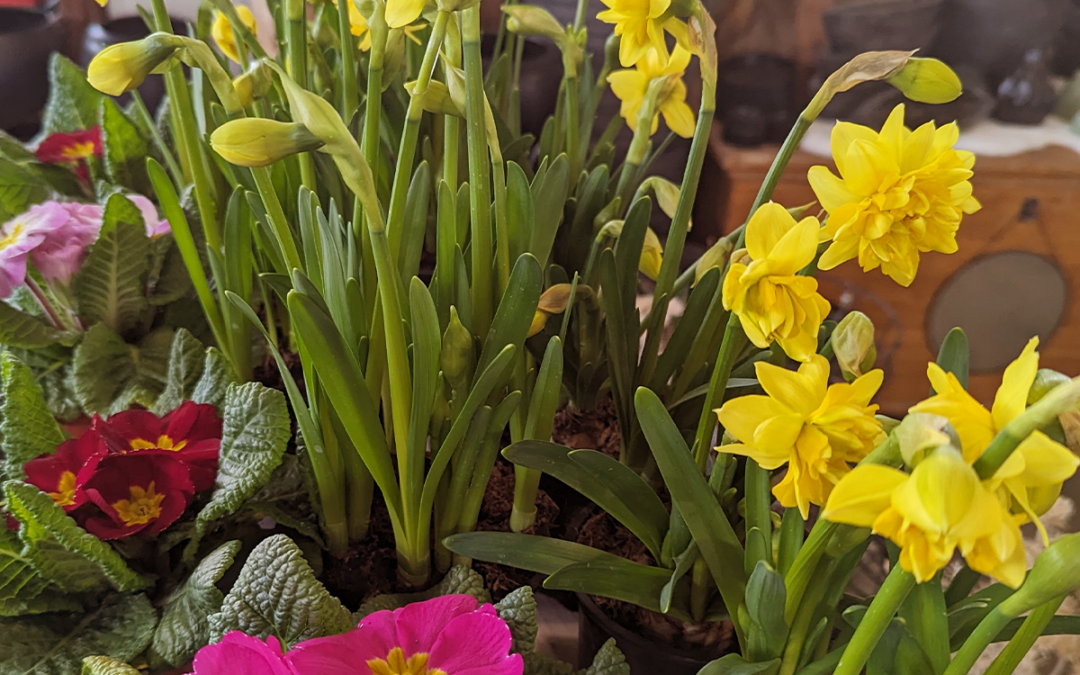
[597,0,683,67]
[211,6,258,64]
[385,0,427,30]
[608,45,696,139]
[721,202,831,362]
[95,0,106,5]
[823,446,1026,587]
[808,104,981,287]
[87,34,182,97]
[911,338,1080,541]
[329,0,372,50]
[716,355,884,518]
[639,228,664,280]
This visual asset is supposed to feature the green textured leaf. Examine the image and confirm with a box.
[107,327,174,414]
[523,652,576,675]
[41,54,102,135]
[0,157,48,222]
[152,540,241,667]
[4,481,152,593]
[0,593,155,675]
[1,353,67,480]
[356,565,490,618]
[0,129,35,164]
[100,99,150,193]
[152,328,207,415]
[191,348,237,410]
[0,301,77,349]
[495,586,539,655]
[0,527,80,616]
[191,383,291,541]
[70,323,134,414]
[208,534,351,647]
[81,655,141,675]
[583,638,630,675]
[73,193,150,335]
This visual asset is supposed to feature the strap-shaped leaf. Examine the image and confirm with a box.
[1,354,67,480]
[503,441,668,560]
[442,531,626,575]
[543,558,675,616]
[475,253,542,379]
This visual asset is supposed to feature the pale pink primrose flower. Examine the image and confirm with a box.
[128,194,171,238]
[0,203,64,297]
[187,595,524,675]
[31,202,103,284]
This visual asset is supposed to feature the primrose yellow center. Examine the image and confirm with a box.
[130,435,187,452]
[367,647,446,675]
[0,223,24,251]
[112,481,166,526]
[47,471,78,506]
[61,141,96,162]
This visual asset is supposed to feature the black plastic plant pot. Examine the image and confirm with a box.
[0,6,65,138]
[577,593,724,675]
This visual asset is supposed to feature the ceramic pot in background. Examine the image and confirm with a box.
[577,594,727,675]
[994,49,1058,126]
[821,0,944,61]
[717,53,796,147]
[80,16,184,114]
[0,6,65,138]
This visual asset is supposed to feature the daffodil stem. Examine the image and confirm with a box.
[692,315,745,470]
[984,596,1066,675]
[741,114,813,240]
[565,73,582,178]
[285,0,316,193]
[783,520,838,624]
[833,566,916,675]
[779,557,834,675]
[744,459,773,571]
[336,0,359,123]
[130,91,183,185]
[944,605,1014,675]
[463,4,494,338]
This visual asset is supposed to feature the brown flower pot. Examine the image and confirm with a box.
[576,593,726,675]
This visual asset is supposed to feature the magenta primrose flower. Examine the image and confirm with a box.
[189,595,524,675]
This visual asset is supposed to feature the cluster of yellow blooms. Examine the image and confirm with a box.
[715,104,1080,589]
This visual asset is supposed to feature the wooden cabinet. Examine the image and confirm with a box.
[708,122,1080,415]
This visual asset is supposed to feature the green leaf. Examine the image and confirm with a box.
[898,575,949,674]
[1,353,67,480]
[443,532,627,575]
[73,194,150,336]
[0,594,154,675]
[208,534,352,647]
[0,129,36,164]
[41,54,103,136]
[744,562,788,661]
[356,565,490,618]
[151,328,207,415]
[0,157,48,221]
[108,327,174,414]
[935,328,969,391]
[503,441,668,560]
[506,161,534,264]
[635,387,747,627]
[529,154,569,267]
[191,348,237,410]
[697,654,780,675]
[191,383,291,547]
[0,301,77,349]
[4,481,152,593]
[0,527,80,616]
[70,323,134,414]
[475,253,542,379]
[100,99,150,193]
[80,655,141,675]
[152,540,241,668]
[543,558,673,615]
[496,586,539,655]
[584,638,630,675]
[523,652,576,675]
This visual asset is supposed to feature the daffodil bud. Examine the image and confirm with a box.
[269,60,354,155]
[503,5,565,41]
[406,80,462,117]
[805,50,917,120]
[694,239,732,286]
[831,311,877,381]
[537,283,573,314]
[640,176,685,225]
[896,413,956,468]
[441,307,474,391]
[1028,368,1071,405]
[999,532,1080,617]
[640,228,664,280]
[887,57,963,105]
[730,247,751,267]
[210,119,325,167]
[87,33,184,96]
[233,62,273,108]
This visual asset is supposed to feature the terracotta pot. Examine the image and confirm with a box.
[0,5,65,137]
[576,593,725,675]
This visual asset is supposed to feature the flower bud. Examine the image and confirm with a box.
[896,413,956,468]
[831,311,876,381]
[887,57,963,105]
[211,6,258,64]
[233,62,273,108]
[503,5,565,41]
[441,306,474,391]
[210,119,325,167]
[1028,368,1071,405]
[694,239,732,286]
[640,228,664,280]
[805,50,916,120]
[538,283,573,314]
[730,248,751,267]
[640,177,684,224]
[999,532,1080,617]
[87,33,183,96]
[405,80,462,117]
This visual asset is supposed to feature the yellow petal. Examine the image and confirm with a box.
[808,165,860,213]
[659,96,696,139]
[385,0,427,29]
[822,464,908,527]
[716,395,792,451]
[767,215,820,275]
[754,357,827,417]
[991,337,1040,432]
[638,228,664,279]
[830,120,878,179]
[1009,431,1080,488]
[745,202,796,262]
[527,310,548,338]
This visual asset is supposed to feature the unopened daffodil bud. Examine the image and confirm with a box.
[528,284,574,338]
[211,6,258,63]
[210,119,325,167]
[1000,531,1080,617]
[831,311,877,381]
[268,61,353,155]
[640,228,664,280]
[441,307,474,391]
[639,176,684,225]
[233,62,273,108]
[1028,368,1071,405]
[87,33,184,96]
[896,412,956,468]
[406,80,462,117]
[503,5,565,41]
[596,219,623,240]
[887,57,963,105]
[805,50,917,120]
[694,238,732,286]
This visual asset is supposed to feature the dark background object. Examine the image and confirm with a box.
[717,53,797,146]
[0,5,65,138]
[994,49,1058,125]
[481,34,561,140]
[821,0,944,60]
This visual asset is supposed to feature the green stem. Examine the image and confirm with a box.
[739,115,812,246]
[336,0,359,123]
[510,464,542,532]
[462,5,493,337]
[692,315,745,469]
[286,0,316,192]
[984,597,1067,675]
[833,566,917,675]
[779,557,834,675]
[744,458,773,571]
[130,90,183,184]
[944,605,1015,675]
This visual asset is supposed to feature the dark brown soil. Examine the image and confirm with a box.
[321,492,402,609]
[552,396,621,458]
